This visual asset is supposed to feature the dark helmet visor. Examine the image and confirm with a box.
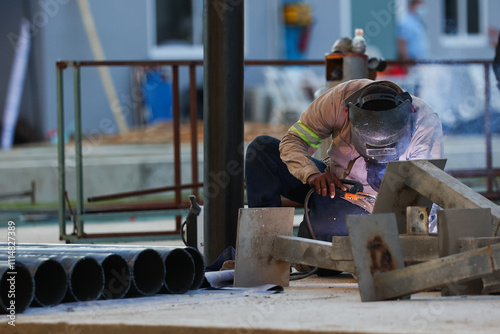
[348,98,413,162]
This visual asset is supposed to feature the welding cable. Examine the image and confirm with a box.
[290,187,318,281]
[303,187,317,240]
[180,220,189,246]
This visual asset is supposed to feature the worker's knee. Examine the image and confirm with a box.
[246,135,279,163]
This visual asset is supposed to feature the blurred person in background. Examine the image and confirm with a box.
[397,0,429,61]
[397,0,429,95]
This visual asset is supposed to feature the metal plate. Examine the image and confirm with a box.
[346,213,406,302]
[234,207,294,287]
[438,208,493,295]
[406,206,428,235]
[373,159,447,234]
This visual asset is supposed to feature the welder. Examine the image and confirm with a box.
[245,79,443,246]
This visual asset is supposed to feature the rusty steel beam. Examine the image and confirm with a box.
[189,63,199,198]
[87,183,203,202]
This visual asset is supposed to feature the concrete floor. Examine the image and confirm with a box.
[2,220,500,333]
[4,274,500,334]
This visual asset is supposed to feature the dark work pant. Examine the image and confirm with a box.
[245,135,368,240]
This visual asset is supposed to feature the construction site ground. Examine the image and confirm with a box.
[1,123,500,333]
[1,217,500,334]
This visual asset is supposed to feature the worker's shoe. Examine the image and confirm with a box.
[220,260,235,271]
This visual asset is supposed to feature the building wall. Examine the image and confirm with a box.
[425,0,497,60]
[0,1,45,143]
[39,0,149,138]
[0,0,498,141]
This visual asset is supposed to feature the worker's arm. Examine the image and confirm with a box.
[279,81,370,195]
[405,97,444,160]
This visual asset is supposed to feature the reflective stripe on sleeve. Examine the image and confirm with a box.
[290,121,323,148]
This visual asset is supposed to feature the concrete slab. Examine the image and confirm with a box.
[4,275,500,334]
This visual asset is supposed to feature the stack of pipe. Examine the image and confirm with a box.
[0,243,205,314]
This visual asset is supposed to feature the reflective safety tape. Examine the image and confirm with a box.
[290,121,323,148]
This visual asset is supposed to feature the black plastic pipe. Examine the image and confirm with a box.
[0,262,34,314]
[0,255,67,307]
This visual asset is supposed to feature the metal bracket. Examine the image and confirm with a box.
[374,159,500,235]
[347,212,500,301]
[234,207,295,287]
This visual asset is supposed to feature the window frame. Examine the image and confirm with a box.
[147,0,204,60]
[147,0,249,60]
[439,0,488,48]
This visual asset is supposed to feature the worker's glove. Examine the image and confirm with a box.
[307,172,346,198]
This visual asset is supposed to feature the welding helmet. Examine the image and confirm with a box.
[345,82,413,163]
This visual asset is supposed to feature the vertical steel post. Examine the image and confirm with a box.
[172,65,182,230]
[484,63,493,193]
[203,0,245,263]
[189,63,199,197]
[73,63,84,236]
[57,62,66,240]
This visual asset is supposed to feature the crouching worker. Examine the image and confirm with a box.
[245,79,443,262]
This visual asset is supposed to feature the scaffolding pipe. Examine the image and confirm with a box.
[0,256,67,307]
[0,262,34,314]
